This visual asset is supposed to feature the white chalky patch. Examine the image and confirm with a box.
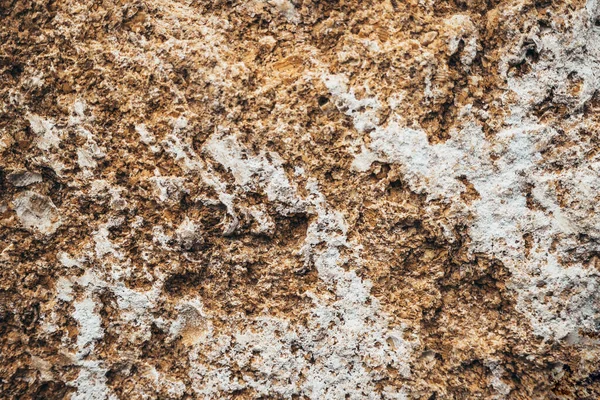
[485,360,512,398]
[70,360,115,400]
[77,148,97,170]
[93,226,123,259]
[12,191,61,234]
[503,1,600,112]
[70,290,115,400]
[321,74,381,133]
[55,276,73,302]
[65,247,163,399]
[149,173,188,204]
[73,296,104,356]
[182,133,418,398]
[176,217,203,250]
[443,15,478,66]
[323,6,600,340]
[205,131,309,215]
[27,114,61,150]
[135,123,156,144]
[265,0,299,22]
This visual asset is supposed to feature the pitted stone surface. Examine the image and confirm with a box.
[2,0,600,399]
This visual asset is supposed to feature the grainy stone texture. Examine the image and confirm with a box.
[2,0,600,399]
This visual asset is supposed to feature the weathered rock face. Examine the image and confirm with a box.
[2,0,600,398]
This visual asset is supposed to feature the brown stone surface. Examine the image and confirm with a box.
[2,0,600,398]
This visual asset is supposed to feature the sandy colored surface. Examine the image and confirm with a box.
[2,0,600,398]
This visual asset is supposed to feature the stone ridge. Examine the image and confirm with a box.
[1,0,600,399]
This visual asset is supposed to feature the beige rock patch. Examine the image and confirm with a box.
[12,191,61,235]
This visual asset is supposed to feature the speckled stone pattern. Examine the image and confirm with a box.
[2,0,600,399]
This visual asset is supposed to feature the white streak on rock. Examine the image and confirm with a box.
[73,296,104,356]
[55,276,73,302]
[71,292,115,400]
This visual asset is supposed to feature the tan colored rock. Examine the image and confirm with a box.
[1,0,600,399]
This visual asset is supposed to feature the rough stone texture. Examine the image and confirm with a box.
[2,0,600,398]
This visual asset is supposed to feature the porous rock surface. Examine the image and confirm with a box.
[2,0,600,398]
